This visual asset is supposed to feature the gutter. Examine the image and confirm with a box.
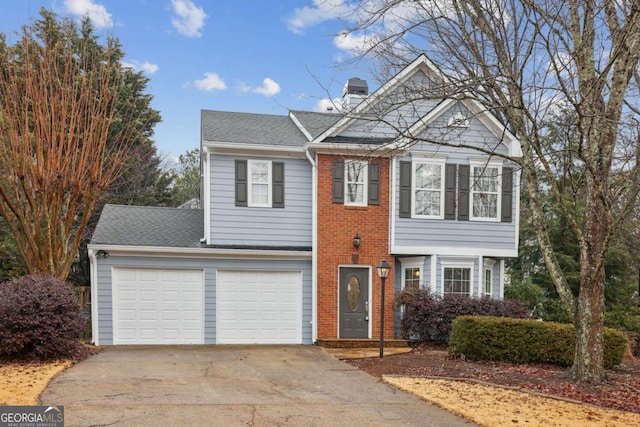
[305,147,318,343]
[88,249,99,345]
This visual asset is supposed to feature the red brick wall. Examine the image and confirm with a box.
[316,154,394,339]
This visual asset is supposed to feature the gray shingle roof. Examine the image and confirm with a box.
[91,204,204,248]
[290,110,342,139]
[201,110,309,147]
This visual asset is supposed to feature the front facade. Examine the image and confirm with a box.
[89,55,521,345]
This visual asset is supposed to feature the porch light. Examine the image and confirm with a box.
[376,259,391,358]
[353,233,361,249]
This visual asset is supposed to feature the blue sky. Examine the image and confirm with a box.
[0,0,375,160]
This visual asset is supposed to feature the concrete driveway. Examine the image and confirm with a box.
[40,345,473,426]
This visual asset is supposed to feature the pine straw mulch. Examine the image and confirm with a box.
[347,343,640,414]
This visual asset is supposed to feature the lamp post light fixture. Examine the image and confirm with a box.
[376,259,391,358]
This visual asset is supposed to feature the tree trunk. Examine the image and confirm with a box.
[572,181,607,382]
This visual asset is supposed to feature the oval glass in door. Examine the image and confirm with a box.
[347,275,361,311]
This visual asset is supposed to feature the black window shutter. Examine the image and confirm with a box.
[399,161,412,218]
[272,162,285,208]
[501,167,513,222]
[458,164,470,221]
[332,160,344,203]
[235,160,248,207]
[444,164,456,220]
[368,162,380,205]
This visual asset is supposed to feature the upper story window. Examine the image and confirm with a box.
[235,159,285,208]
[412,161,445,218]
[332,159,380,206]
[470,163,501,221]
[402,158,516,222]
[345,160,368,206]
[248,160,271,207]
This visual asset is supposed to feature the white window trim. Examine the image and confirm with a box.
[248,159,272,208]
[440,258,475,296]
[484,259,496,296]
[411,158,446,219]
[400,257,425,290]
[469,160,502,222]
[344,160,368,207]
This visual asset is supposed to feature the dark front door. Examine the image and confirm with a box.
[339,267,369,338]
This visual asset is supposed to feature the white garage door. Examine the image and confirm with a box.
[217,270,302,344]
[112,267,204,344]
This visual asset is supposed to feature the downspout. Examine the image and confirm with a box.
[88,248,99,345]
[305,147,318,343]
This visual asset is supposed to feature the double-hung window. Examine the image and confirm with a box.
[248,160,272,207]
[412,161,445,218]
[443,267,471,295]
[470,162,501,221]
[441,258,474,296]
[345,160,368,206]
[235,159,284,208]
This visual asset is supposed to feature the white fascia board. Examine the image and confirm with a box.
[304,142,395,157]
[395,97,523,159]
[289,111,314,141]
[396,98,457,146]
[462,98,522,158]
[390,245,518,258]
[202,141,306,158]
[311,55,447,143]
[86,244,312,260]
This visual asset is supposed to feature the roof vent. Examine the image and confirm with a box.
[342,78,368,110]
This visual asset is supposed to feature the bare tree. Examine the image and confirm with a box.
[338,0,640,382]
[0,14,148,280]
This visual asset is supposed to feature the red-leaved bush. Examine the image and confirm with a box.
[396,287,531,342]
[0,274,86,360]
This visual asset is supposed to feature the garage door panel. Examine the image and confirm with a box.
[113,268,204,345]
[217,270,302,344]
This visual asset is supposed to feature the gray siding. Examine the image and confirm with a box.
[210,155,312,247]
[95,255,312,345]
[393,106,518,252]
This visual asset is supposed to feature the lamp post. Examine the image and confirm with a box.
[376,259,391,358]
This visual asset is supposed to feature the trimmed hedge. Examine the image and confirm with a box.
[396,288,531,342]
[449,316,627,369]
[0,274,86,360]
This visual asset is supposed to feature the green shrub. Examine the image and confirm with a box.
[604,305,640,333]
[0,274,86,360]
[449,316,627,369]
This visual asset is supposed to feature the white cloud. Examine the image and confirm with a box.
[171,0,207,38]
[314,97,342,113]
[236,82,251,94]
[193,72,226,91]
[252,78,281,97]
[122,60,159,74]
[64,0,113,28]
[287,0,355,34]
[334,31,378,54]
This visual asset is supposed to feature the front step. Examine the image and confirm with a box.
[316,339,410,348]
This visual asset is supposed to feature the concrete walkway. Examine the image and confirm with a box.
[40,345,474,426]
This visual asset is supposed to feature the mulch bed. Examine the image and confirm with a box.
[347,343,640,414]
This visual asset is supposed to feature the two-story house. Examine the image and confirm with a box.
[88,55,521,345]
